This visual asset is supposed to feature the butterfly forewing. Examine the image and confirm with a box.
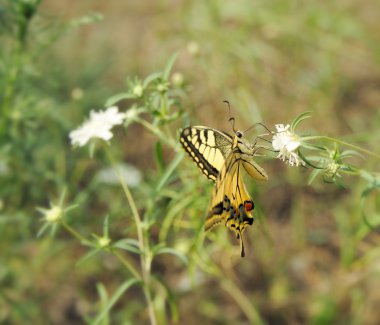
[180,126,233,181]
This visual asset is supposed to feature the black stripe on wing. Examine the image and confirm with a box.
[180,127,221,180]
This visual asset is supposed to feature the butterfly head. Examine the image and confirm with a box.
[233,130,255,154]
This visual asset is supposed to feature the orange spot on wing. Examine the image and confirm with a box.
[244,201,254,212]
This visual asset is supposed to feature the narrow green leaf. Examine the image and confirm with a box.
[49,223,59,237]
[301,143,327,151]
[340,164,358,173]
[64,204,79,214]
[340,150,363,159]
[153,275,179,322]
[117,238,140,247]
[143,72,162,87]
[163,53,179,80]
[36,223,50,238]
[298,149,322,169]
[291,111,312,132]
[308,169,321,185]
[58,187,67,207]
[151,242,165,255]
[362,187,374,198]
[89,141,96,158]
[159,194,194,242]
[97,282,109,304]
[93,278,142,325]
[361,208,377,231]
[76,248,102,266]
[332,177,346,189]
[155,152,184,192]
[103,215,110,237]
[96,283,109,325]
[359,170,378,184]
[155,247,188,265]
[80,238,98,247]
[113,238,141,254]
[105,92,134,107]
[154,141,165,174]
[361,180,380,197]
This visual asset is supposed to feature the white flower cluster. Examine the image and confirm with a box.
[272,124,304,166]
[69,106,126,147]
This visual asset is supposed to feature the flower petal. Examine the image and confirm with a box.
[69,106,126,147]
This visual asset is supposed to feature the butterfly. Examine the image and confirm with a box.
[180,124,268,257]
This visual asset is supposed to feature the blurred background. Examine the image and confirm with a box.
[1,0,380,324]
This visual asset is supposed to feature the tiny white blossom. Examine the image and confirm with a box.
[46,206,62,222]
[171,72,184,87]
[272,124,304,166]
[187,41,200,56]
[98,236,111,248]
[38,205,62,223]
[69,106,126,147]
[325,161,340,177]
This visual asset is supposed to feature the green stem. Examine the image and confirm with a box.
[105,146,157,325]
[105,147,144,251]
[160,92,168,116]
[143,284,157,325]
[61,220,89,243]
[302,136,380,160]
[221,279,266,325]
[160,92,175,141]
[112,249,141,280]
[136,118,177,149]
[3,42,20,105]
[199,259,265,325]
[2,43,23,139]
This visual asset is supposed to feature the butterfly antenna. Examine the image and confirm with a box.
[243,122,273,135]
[223,100,237,133]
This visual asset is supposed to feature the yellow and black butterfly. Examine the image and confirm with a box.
[180,124,268,257]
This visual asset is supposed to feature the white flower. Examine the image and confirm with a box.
[69,106,126,147]
[38,205,62,223]
[98,236,111,248]
[90,106,126,126]
[187,41,200,56]
[96,163,142,188]
[325,161,340,178]
[171,72,184,87]
[272,124,304,166]
[46,206,62,222]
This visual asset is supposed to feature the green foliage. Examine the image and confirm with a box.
[1,0,380,324]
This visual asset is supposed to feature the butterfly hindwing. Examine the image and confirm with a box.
[205,152,255,233]
[180,126,233,181]
[205,152,255,257]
